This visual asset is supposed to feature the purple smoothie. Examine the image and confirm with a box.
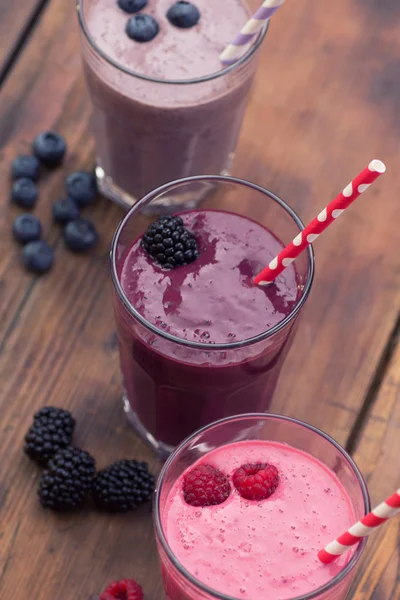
[114,209,300,448]
[78,0,263,207]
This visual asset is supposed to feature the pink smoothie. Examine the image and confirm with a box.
[162,441,356,599]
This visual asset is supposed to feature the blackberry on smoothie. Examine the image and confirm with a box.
[78,0,266,208]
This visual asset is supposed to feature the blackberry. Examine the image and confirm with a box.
[38,447,96,511]
[92,459,155,512]
[33,406,76,437]
[141,215,199,269]
[24,406,76,464]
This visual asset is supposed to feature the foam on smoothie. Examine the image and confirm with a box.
[86,0,251,80]
[121,210,299,344]
[163,441,356,599]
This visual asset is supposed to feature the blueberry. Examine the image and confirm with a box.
[63,219,98,252]
[167,2,200,28]
[11,178,39,209]
[23,241,54,274]
[13,214,42,245]
[11,155,40,181]
[126,14,159,42]
[118,0,147,13]
[53,197,80,224]
[65,171,97,207]
[32,131,67,167]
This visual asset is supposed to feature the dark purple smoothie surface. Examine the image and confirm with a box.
[121,210,299,344]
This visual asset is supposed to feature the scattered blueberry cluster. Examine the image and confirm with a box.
[24,406,156,512]
[118,0,200,43]
[11,131,98,274]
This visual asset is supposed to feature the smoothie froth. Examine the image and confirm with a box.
[121,210,299,344]
[163,440,356,599]
[86,0,251,81]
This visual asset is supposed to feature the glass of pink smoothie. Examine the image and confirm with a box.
[154,413,370,600]
[111,176,314,458]
[77,0,267,210]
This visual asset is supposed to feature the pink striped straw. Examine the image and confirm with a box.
[318,488,400,564]
[220,0,285,66]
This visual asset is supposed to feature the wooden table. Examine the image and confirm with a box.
[0,0,399,598]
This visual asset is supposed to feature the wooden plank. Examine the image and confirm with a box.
[0,0,398,598]
[348,334,400,599]
[0,0,99,340]
[0,0,45,79]
[238,0,400,445]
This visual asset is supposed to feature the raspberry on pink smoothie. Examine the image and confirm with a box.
[162,440,357,599]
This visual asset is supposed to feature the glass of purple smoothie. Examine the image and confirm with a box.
[77,0,267,211]
[110,176,314,458]
[154,413,370,600]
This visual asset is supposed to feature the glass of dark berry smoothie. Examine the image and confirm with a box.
[110,176,314,458]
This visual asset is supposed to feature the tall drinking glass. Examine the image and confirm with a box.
[77,0,268,210]
[111,176,314,457]
[154,413,370,600]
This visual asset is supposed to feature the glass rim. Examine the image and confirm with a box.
[76,0,269,85]
[110,175,315,351]
[154,412,371,600]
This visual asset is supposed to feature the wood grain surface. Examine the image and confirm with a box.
[0,0,398,598]
[349,332,400,599]
[0,0,46,79]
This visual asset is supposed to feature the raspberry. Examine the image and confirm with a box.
[100,578,143,600]
[233,463,279,501]
[182,464,231,507]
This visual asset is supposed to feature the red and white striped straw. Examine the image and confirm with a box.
[254,160,386,286]
[220,0,285,66]
[318,488,400,564]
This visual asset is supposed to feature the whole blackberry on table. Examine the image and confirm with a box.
[92,459,155,513]
[38,447,96,511]
[34,406,75,436]
[24,406,76,464]
[141,215,199,269]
